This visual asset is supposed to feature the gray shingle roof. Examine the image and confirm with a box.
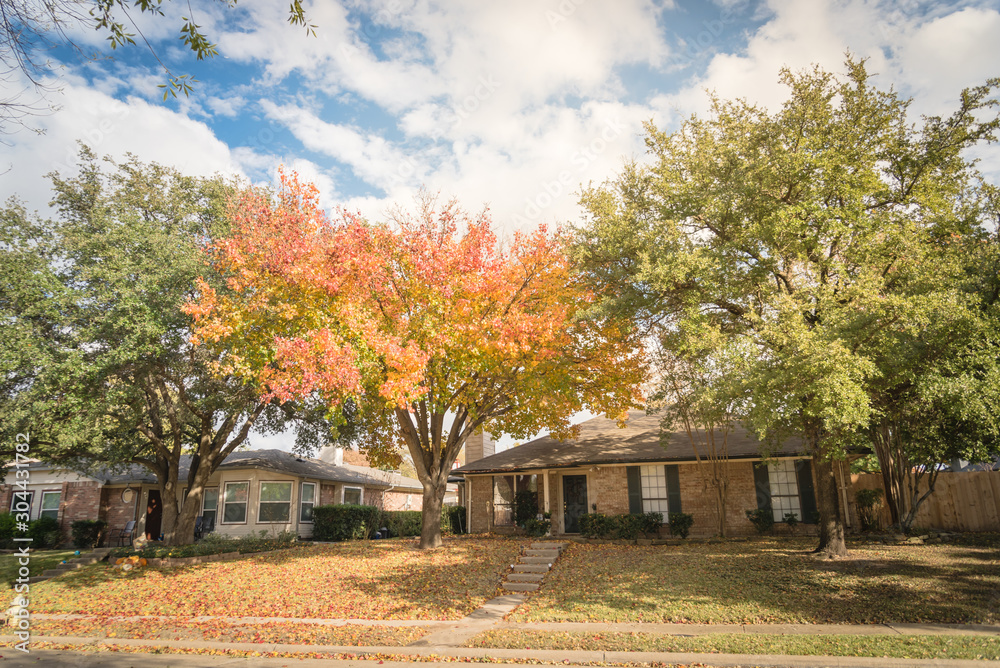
[454,410,806,474]
[17,450,424,491]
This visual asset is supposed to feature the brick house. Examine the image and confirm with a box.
[0,447,423,546]
[454,411,854,539]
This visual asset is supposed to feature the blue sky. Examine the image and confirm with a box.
[3,0,999,452]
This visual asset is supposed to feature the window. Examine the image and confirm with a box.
[639,465,670,522]
[40,491,60,521]
[222,481,249,523]
[201,488,218,531]
[9,490,33,515]
[258,482,292,523]
[343,486,362,505]
[768,460,802,523]
[300,483,315,522]
[492,476,514,526]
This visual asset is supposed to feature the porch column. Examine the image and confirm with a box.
[542,470,550,515]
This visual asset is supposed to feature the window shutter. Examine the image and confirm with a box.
[795,459,818,524]
[626,466,642,514]
[665,465,682,514]
[753,463,772,510]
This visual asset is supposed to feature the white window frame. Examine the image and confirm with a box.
[201,487,219,530]
[10,490,34,517]
[300,482,316,523]
[221,480,250,525]
[257,481,293,524]
[39,490,61,521]
[342,485,363,505]
[639,465,670,523]
[768,460,802,523]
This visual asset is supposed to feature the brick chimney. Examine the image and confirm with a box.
[464,429,494,464]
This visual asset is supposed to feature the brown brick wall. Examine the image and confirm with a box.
[381,490,421,511]
[674,461,760,538]
[363,487,382,509]
[55,481,101,545]
[589,467,629,515]
[100,487,140,545]
[319,483,337,506]
[0,485,12,514]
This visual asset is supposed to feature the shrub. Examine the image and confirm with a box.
[855,487,884,532]
[443,505,467,535]
[639,512,663,537]
[312,504,381,541]
[579,513,650,540]
[381,510,422,538]
[71,519,107,548]
[523,518,550,537]
[28,515,62,548]
[783,512,799,530]
[0,513,15,548]
[513,490,539,527]
[110,530,297,560]
[668,512,694,539]
[745,508,774,534]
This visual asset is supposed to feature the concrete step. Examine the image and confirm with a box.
[519,556,554,565]
[501,582,539,592]
[512,564,549,573]
[529,542,567,550]
[523,549,560,558]
[507,572,545,583]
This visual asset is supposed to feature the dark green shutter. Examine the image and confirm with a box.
[665,465,682,514]
[626,466,642,514]
[795,459,818,524]
[753,463,772,510]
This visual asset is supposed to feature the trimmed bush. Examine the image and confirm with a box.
[382,510,422,538]
[71,519,107,548]
[639,512,663,537]
[668,512,694,539]
[523,518,550,537]
[443,505,467,535]
[513,490,538,527]
[312,504,381,541]
[856,487,884,532]
[28,515,62,548]
[579,513,650,540]
[110,530,297,560]
[0,513,15,548]
[745,508,774,534]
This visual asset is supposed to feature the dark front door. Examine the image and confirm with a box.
[562,475,588,533]
[145,489,162,541]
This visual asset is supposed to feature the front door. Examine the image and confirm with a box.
[562,475,588,533]
[145,489,162,541]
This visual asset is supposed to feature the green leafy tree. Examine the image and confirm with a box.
[0,148,334,545]
[573,58,999,557]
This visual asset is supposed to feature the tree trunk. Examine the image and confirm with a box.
[812,454,848,558]
[714,479,728,538]
[419,478,447,549]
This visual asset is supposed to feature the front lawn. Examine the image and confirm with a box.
[510,538,1000,624]
[16,618,427,646]
[26,536,523,620]
[0,550,77,587]
[468,630,1000,661]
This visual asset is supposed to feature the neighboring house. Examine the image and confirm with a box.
[0,447,423,545]
[454,411,855,538]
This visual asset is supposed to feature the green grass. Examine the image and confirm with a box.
[468,630,1000,660]
[0,550,77,587]
[7,617,428,646]
[510,538,1000,625]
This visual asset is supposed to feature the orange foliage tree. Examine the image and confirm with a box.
[186,174,648,548]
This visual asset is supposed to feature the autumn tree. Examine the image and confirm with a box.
[0,149,331,545]
[573,58,1000,557]
[188,178,648,548]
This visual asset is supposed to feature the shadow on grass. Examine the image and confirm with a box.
[529,538,1000,625]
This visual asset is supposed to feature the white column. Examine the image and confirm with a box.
[542,470,550,514]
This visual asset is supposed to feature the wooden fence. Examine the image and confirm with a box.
[850,471,1000,532]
